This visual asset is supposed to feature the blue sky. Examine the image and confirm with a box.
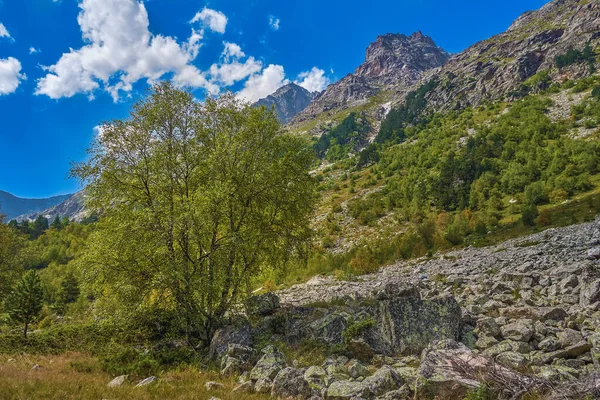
[0,0,548,199]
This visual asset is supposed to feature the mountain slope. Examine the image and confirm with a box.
[0,191,72,220]
[292,31,450,125]
[254,83,316,123]
[420,0,600,112]
[16,191,87,222]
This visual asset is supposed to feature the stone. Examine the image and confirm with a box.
[310,313,350,344]
[500,319,534,342]
[107,375,127,388]
[558,329,584,348]
[250,346,286,382]
[539,337,562,352]
[375,386,411,400]
[476,317,501,338]
[482,340,532,357]
[326,380,370,400]
[210,321,253,359]
[247,292,280,316]
[581,280,600,307]
[271,367,311,399]
[347,360,369,379]
[135,376,157,387]
[254,378,273,393]
[363,365,403,396]
[365,294,462,355]
[204,381,225,391]
[31,364,41,371]
[233,381,254,392]
[496,351,528,370]
[586,248,600,260]
[305,366,327,380]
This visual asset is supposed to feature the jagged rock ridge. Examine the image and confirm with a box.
[293,31,450,123]
[254,83,317,124]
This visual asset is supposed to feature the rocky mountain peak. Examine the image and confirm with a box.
[254,83,316,124]
[292,31,449,124]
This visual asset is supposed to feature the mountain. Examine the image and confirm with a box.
[254,83,316,123]
[0,190,72,220]
[292,31,450,124]
[16,191,87,222]
[419,0,600,111]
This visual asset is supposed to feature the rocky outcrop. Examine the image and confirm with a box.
[16,190,87,222]
[254,83,316,124]
[0,190,72,221]
[292,32,449,124]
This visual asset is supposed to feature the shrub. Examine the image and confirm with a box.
[521,204,539,226]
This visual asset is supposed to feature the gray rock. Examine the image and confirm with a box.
[581,280,600,307]
[310,313,350,344]
[271,367,311,399]
[500,319,534,342]
[326,380,370,400]
[586,248,600,260]
[347,360,369,379]
[210,322,252,359]
[135,376,157,387]
[558,329,584,348]
[539,337,562,352]
[250,346,286,382]
[233,381,254,392]
[254,378,273,393]
[204,381,225,391]
[363,365,403,396]
[305,365,327,380]
[107,375,127,388]
[496,351,528,370]
[476,317,501,338]
[247,292,280,316]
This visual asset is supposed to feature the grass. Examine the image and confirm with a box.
[0,353,270,400]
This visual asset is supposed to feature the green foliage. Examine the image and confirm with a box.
[463,385,495,400]
[0,220,26,300]
[4,270,44,337]
[314,112,370,161]
[555,43,596,71]
[521,204,539,227]
[343,318,376,343]
[72,82,317,345]
[376,80,438,144]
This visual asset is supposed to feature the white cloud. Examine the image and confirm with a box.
[36,0,225,100]
[237,64,288,103]
[295,67,329,92]
[191,7,227,34]
[269,16,280,31]
[208,42,262,86]
[0,57,26,95]
[29,47,40,54]
[0,23,11,39]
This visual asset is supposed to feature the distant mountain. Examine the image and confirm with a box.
[254,83,317,124]
[16,191,87,223]
[292,31,450,124]
[0,191,73,220]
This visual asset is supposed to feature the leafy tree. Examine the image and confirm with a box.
[521,204,539,227]
[59,272,80,305]
[4,270,44,337]
[0,219,25,300]
[73,82,317,344]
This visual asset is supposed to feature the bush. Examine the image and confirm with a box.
[521,204,539,226]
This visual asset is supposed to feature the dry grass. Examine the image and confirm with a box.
[0,353,270,400]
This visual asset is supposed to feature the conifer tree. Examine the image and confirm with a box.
[4,270,44,337]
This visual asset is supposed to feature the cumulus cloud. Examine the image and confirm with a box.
[36,0,225,100]
[29,47,40,54]
[0,23,11,39]
[269,16,280,31]
[295,67,329,92]
[0,57,26,95]
[237,64,288,103]
[208,42,262,86]
[191,7,227,34]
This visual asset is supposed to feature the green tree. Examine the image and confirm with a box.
[51,215,63,230]
[0,219,25,300]
[4,270,45,337]
[73,82,317,344]
[31,215,49,239]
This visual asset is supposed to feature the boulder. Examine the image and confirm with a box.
[107,375,128,388]
[496,351,528,370]
[475,317,501,338]
[326,380,370,400]
[305,365,327,380]
[538,337,562,352]
[310,313,350,344]
[587,248,600,260]
[375,386,411,400]
[250,346,286,382]
[580,280,600,307]
[233,381,254,392]
[209,321,252,359]
[254,378,273,393]
[500,319,534,342]
[366,294,462,355]
[363,365,404,396]
[557,329,584,348]
[347,359,369,379]
[271,367,311,399]
[247,292,280,316]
